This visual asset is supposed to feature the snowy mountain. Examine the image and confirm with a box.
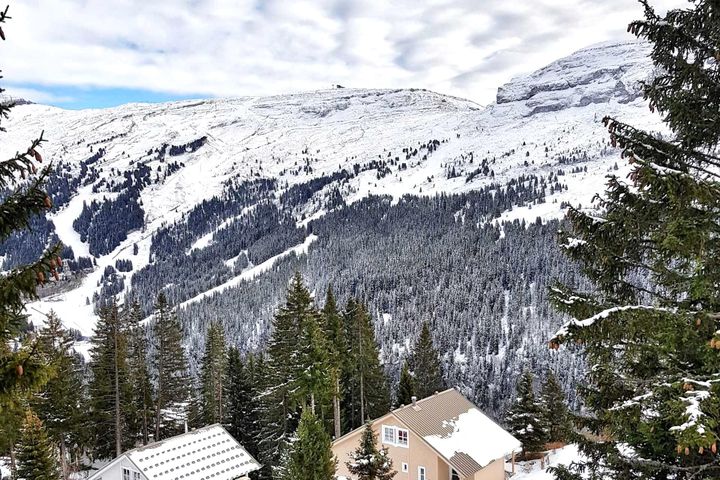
[0,40,664,416]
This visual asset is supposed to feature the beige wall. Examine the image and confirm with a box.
[334,415,457,480]
[332,415,506,480]
[472,458,504,480]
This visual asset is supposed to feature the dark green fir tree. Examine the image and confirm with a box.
[283,410,336,480]
[549,1,720,479]
[322,286,346,439]
[34,312,88,478]
[396,360,415,407]
[125,300,153,446]
[16,410,60,480]
[539,372,572,444]
[506,371,548,455]
[88,301,131,459]
[260,272,319,467]
[0,4,62,410]
[410,322,444,400]
[346,422,396,480]
[200,321,227,425]
[151,293,190,440]
[342,299,390,431]
[225,349,268,480]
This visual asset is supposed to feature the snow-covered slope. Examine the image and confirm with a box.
[0,40,662,334]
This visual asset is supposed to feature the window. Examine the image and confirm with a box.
[418,466,426,480]
[382,426,395,444]
[381,425,409,448]
[397,429,409,447]
[123,469,131,480]
[450,467,460,480]
[402,463,409,473]
[133,472,142,480]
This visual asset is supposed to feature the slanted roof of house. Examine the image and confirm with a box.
[125,424,260,480]
[392,388,521,479]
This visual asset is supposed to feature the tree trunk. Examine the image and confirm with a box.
[9,444,16,476]
[114,322,122,457]
[59,438,69,480]
[359,318,365,424]
[142,401,149,445]
[333,376,341,438]
[310,391,316,415]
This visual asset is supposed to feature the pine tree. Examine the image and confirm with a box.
[346,422,396,480]
[342,299,390,431]
[200,321,227,425]
[151,293,190,440]
[396,360,415,407]
[0,4,62,409]
[539,372,572,444]
[33,312,88,479]
[260,272,320,466]
[295,311,332,416]
[88,301,131,459]
[16,410,60,480]
[322,286,346,439]
[506,371,548,455]
[225,349,268,480]
[549,2,720,478]
[410,322,444,400]
[125,300,153,445]
[283,410,336,480]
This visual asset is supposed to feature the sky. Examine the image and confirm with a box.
[1,0,685,110]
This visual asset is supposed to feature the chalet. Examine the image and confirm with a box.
[88,424,260,480]
[333,388,521,480]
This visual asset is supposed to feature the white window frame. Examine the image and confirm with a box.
[122,468,131,480]
[418,466,426,480]
[133,472,142,480]
[450,466,460,480]
[381,425,409,448]
[401,462,409,473]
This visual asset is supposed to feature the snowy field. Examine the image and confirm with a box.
[512,445,581,479]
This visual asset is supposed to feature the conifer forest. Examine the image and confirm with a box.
[1,0,719,479]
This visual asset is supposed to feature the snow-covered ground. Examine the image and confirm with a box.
[0,40,664,335]
[512,445,582,479]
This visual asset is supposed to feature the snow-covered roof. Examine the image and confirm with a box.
[393,388,521,478]
[98,424,260,480]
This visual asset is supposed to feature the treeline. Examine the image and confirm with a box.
[2,272,446,480]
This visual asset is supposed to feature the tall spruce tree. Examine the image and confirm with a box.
[88,301,131,459]
[396,360,415,407]
[322,287,346,439]
[151,293,190,440]
[342,299,390,431]
[346,422,396,480]
[0,4,62,410]
[33,312,88,479]
[260,272,319,467]
[283,410,336,480]
[200,321,227,425]
[410,322,444,400]
[506,371,548,455]
[16,410,60,480]
[549,2,720,478]
[225,348,267,480]
[125,300,153,445]
[539,372,572,444]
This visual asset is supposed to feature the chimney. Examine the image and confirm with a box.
[411,396,417,406]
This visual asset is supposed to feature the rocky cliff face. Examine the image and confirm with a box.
[496,41,653,116]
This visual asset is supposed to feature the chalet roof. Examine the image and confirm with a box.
[392,388,521,478]
[118,424,260,480]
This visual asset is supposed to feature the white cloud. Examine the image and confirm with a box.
[0,0,687,105]
[2,86,74,104]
